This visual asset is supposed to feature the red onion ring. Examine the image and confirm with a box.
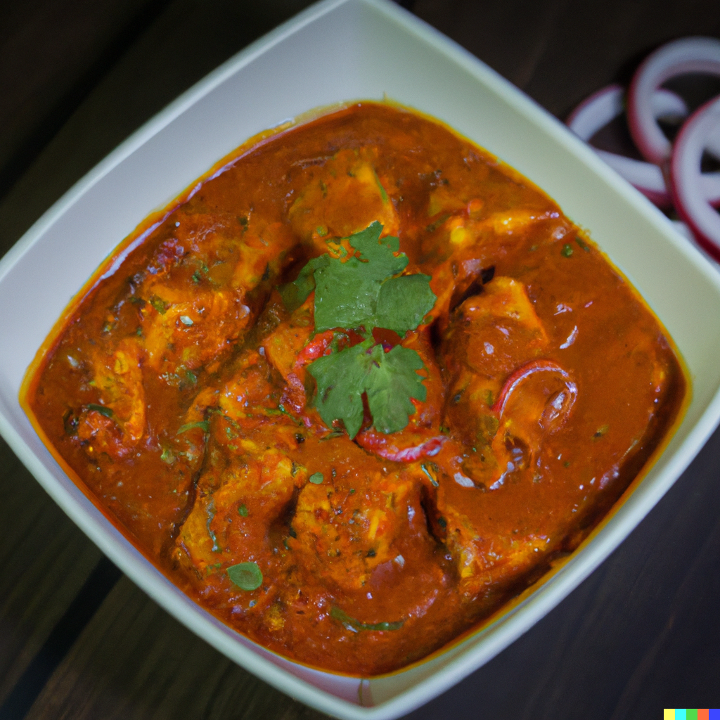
[567,84,688,206]
[670,96,720,261]
[567,84,687,138]
[628,36,720,165]
[568,83,720,207]
[492,359,577,419]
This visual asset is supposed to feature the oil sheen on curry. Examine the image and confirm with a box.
[23,102,686,675]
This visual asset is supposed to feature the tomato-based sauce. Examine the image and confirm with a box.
[22,102,687,675]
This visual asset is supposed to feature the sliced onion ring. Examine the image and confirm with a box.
[567,84,688,139]
[568,84,688,206]
[628,36,720,165]
[492,359,577,420]
[670,96,720,261]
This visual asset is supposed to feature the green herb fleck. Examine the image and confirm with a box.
[330,606,404,633]
[160,445,176,464]
[87,403,113,418]
[227,562,263,591]
[308,472,324,484]
[594,424,609,439]
[176,420,210,435]
[205,562,223,575]
[426,213,451,233]
[150,296,169,314]
[238,504,249,517]
[575,236,590,252]
[561,244,574,258]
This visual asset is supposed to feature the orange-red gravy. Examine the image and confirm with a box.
[23,102,686,675]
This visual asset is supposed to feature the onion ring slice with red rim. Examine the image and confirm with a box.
[628,36,720,165]
[670,96,720,262]
[492,359,577,424]
[567,84,688,138]
[567,84,688,206]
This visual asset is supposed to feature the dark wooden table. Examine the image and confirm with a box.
[1,1,720,718]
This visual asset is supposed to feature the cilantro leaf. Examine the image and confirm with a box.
[315,223,431,335]
[227,562,263,591]
[307,339,374,439]
[330,605,404,632]
[307,341,427,438]
[285,222,437,438]
[347,221,407,281]
[375,274,435,336]
[278,255,330,312]
[365,345,427,434]
[314,262,380,332]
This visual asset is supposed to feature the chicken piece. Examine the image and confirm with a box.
[261,296,317,414]
[431,482,555,597]
[439,278,575,488]
[444,276,547,384]
[174,351,304,592]
[173,431,304,626]
[355,329,447,462]
[287,437,424,591]
[290,473,420,591]
[146,211,295,291]
[421,203,569,329]
[288,148,399,249]
[137,212,296,380]
[140,283,250,376]
[230,219,297,291]
[216,349,285,425]
[159,347,286,482]
[176,440,305,577]
[76,338,145,459]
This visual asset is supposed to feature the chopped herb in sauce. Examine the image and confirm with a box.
[87,403,113,418]
[282,222,435,438]
[330,606,404,633]
[176,420,210,434]
[227,562,263,591]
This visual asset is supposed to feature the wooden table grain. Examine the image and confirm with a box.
[1,1,719,719]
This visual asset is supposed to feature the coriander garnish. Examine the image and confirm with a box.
[227,562,263,591]
[280,222,436,438]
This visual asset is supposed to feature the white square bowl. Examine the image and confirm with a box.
[2,0,720,718]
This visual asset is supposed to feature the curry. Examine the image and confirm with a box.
[22,102,687,675]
